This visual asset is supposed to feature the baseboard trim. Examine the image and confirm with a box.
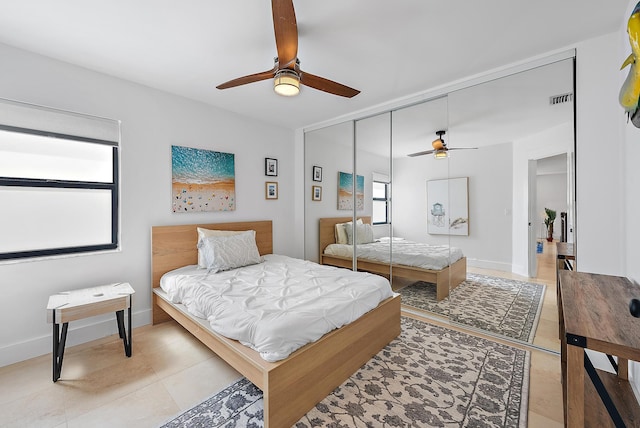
[466,258,512,272]
[0,308,152,368]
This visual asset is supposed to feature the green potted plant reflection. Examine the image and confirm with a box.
[544,208,556,242]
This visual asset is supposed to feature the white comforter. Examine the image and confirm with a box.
[324,239,464,270]
[160,254,393,362]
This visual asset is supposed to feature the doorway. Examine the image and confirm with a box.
[529,153,569,278]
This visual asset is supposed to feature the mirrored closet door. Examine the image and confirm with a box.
[446,58,575,352]
[304,121,355,266]
[354,112,392,279]
[390,97,452,314]
[304,113,393,279]
[303,56,575,354]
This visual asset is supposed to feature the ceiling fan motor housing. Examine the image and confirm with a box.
[432,130,447,150]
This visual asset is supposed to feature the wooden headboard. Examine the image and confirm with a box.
[151,220,273,288]
[318,216,371,256]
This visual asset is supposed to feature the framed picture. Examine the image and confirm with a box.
[427,177,469,235]
[171,145,235,213]
[312,185,322,201]
[312,165,323,182]
[265,181,278,200]
[338,171,364,210]
[265,158,278,176]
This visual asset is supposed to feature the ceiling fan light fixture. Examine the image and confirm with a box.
[273,70,300,96]
[434,150,448,159]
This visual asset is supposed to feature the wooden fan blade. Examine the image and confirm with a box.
[447,147,478,151]
[300,70,360,98]
[216,67,277,90]
[407,150,435,157]
[272,0,298,68]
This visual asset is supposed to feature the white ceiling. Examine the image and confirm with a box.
[0,1,628,130]
[314,59,575,158]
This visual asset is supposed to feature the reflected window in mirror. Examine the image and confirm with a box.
[372,180,389,225]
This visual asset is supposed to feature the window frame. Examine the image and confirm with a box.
[0,124,119,261]
[372,180,390,225]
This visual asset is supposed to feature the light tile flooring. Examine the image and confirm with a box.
[0,243,564,427]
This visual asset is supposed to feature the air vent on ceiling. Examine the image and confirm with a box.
[549,92,573,105]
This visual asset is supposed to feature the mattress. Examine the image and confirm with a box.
[324,238,464,270]
[160,254,394,362]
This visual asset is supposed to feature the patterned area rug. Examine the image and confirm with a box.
[398,273,546,343]
[161,317,530,428]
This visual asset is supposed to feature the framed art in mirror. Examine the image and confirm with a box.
[338,171,364,210]
[312,185,322,201]
[265,158,278,176]
[313,165,322,182]
[427,177,468,235]
[265,182,278,200]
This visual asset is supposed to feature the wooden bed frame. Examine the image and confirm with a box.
[151,220,401,428]
[319,217,467,301]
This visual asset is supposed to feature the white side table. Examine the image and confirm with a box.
[46,282,135,382]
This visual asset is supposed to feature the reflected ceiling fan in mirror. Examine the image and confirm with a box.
[407,130,477,159]
[216,0,360,98]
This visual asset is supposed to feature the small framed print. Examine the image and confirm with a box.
[265,181,278,199]
[265,158,278,176]
[312,185,322,201]
[312,165,322,182]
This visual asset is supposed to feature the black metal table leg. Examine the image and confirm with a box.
[584,351,626,427]
[52,311,69,382]
[115,294,132,357]
[128,303,132,357]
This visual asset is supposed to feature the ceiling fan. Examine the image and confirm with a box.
[216,0,360,98]
[407,130,477,158]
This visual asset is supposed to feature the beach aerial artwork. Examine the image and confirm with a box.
[171,145,235,212]
[338,171,364,210]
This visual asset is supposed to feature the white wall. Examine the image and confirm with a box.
[392,153,449,243]
[575,32,626,276]
[449,143,514,272]
[623,3,640,284]
[621,0,640,399]
[393,142,513,272]
[0,43,295,367]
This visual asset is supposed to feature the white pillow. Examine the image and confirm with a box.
[198,230,262,272]
[196,228,244,268]
[335,223,348,244]
[334,219,364,245]
[346,223,374,245]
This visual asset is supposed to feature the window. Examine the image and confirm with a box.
[372,180,389,225]
[0,100,120,261]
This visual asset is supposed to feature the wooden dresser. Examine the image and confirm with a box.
[559,271,640,427]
